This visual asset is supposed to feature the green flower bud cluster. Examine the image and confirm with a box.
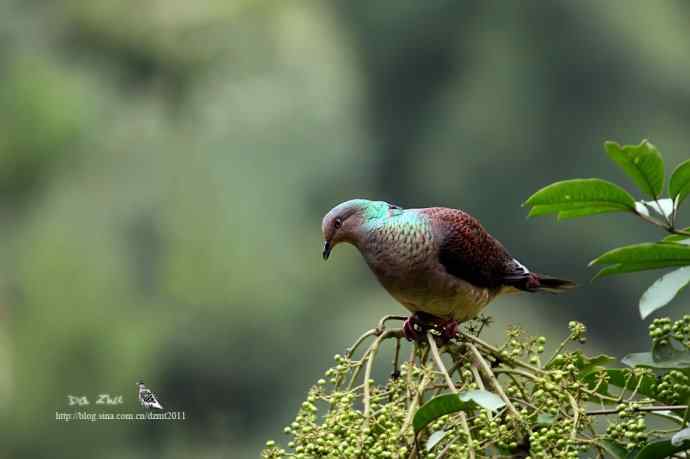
[425,415,470,457]
[527,421,584,459]
[605,412,647,450]
[324,353,353,385]
[263,320,673,458]
[500,327,546,364]
[567,321,587,344]
[471,411,519,452]
[651,370,690,404]
[648,315,690,348]
[263,361,416,458]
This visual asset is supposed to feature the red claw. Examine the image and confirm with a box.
[403,314,423,341]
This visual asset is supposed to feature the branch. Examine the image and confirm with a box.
[634,208,670,229]
[466,343,522,421]
[586,405,688,416]
[377,314,407,333]
[427,332,456,393]
[346,328,377,358]
[566,392,580,441]
[363,329,403,419]
[458,330,545,375]
[426,332,476,459]
[399,370,431,437]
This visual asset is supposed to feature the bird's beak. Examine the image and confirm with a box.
[322,240,332,260]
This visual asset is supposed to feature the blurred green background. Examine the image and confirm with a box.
[2,1,690,457]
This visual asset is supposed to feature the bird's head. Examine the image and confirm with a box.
[137,380,144,387]
[321,199,398,260]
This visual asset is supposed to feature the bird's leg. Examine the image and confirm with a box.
[402,313,425,342]
[414,312,458,343]
[403,312,458,342]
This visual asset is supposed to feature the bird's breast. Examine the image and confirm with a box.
[361,220,440,301]
[359,218,495,321]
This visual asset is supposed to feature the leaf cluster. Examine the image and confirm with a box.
[524,139,690,318]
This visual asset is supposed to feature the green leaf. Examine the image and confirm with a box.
[605,369,657,398]
[662,229,690,243]
[575,355,638,399]
[605,140,664,198]
[639,267,690,319]
[536,413,556,425]
[556,206,629,220]
[598,439,634,459]
[633,438,690,459]
[589,242,690,279]
[413,390,505,433]
[524,178,636,220]
[672,427,690,447]
[653,340,689,363]
[638,199,674,219]
[425,430,447,451]
[413,394,475,433]
[670,159,690,207]
[622,350,690,369]
[459,389,506,411]
[575,353,616,374]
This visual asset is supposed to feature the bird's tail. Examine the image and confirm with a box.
[504,273,576,293]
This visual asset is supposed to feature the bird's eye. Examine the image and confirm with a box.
[334,217,343,229]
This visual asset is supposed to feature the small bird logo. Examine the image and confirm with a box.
[137,380,163,410]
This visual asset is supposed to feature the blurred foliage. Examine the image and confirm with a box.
[2,1,690,457]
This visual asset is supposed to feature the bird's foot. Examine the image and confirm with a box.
[439,319,459,342]
[402,314,425,342]
[403,313,458,343]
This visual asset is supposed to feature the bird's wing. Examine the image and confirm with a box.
[140,389,154,403]
[140,388,163,408]
[428,208,526,289]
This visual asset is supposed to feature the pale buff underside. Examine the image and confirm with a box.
[360,236,513,322]
[384,275,502,322]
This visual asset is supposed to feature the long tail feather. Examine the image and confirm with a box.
[504,273,576,293]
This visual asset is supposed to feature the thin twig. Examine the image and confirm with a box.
[392,337,402,378]
[625,372,645,402]
[586,405,688,416]
[346,328,378,358]
[671,228,690,237]
[437,433,460,459]
[494,367,540,382]
[495,370,531,401]
[377,314,407,333]
[470,366,485,391]
[547,332,574,365]
[363,329,403,419]
[427,332,457,393]
[347,357,369,390]
[566,392,579,441]
[459,330,545,375]
[466,343,522,421]
[399,371,431,437]
[425,333,476,458]
[458,412,475,459]
[634,208,670,229]
[405,346,416,405]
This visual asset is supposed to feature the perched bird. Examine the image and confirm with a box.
[137,380,164,410]
[321,199,574,341]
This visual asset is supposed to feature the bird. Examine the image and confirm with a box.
[137,380,164,410]
[321,199,574,341]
